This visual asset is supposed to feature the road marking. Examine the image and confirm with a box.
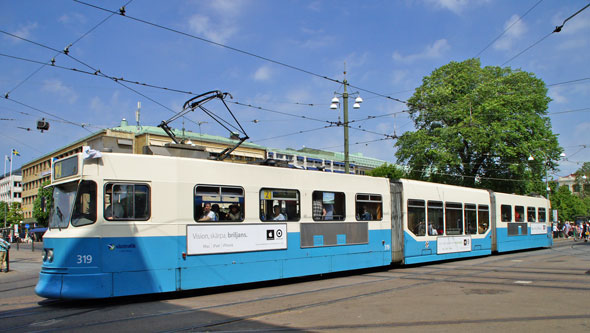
[514,280,532,284]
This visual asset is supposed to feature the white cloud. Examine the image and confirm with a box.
[42,79,78,104]
[187,1,245,44]
[392,39,450,63]
[58,13,87,25]
[548,87,568,104]
[253,66,272,81]
[423,0,489,15]
[6,22,38,42]
[493,14,528,51]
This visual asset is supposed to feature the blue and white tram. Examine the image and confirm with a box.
[391,179,493,265]
[491,192,552,252]
[36,152,393,299]
[35,152,552,299]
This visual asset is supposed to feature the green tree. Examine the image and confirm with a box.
[33,180,53,227]
[573,162,590,198]
[6,202,23,226]
[550,185,585,222]
[367,163,407,180]
[0,201,7,226]
[395,58,562,194]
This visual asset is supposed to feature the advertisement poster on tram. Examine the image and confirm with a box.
[187,224,287,255]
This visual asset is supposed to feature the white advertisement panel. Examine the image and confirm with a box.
[530,223,547,235]
[437,236,472,254]
[187,224,287,255]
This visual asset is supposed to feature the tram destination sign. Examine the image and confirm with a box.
[187,223,287,255]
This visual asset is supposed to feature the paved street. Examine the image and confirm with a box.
[1,239,589,332]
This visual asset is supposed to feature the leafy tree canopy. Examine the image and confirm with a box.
[367,163,407,181]
[33,180,53,227]
[395,58,562,195]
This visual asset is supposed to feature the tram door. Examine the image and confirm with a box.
[390,182,404,263]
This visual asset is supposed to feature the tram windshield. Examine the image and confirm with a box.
[49,180,97,229]
[49,182,77,229]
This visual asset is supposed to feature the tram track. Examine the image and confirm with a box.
[6,241,587,332]
[24,249,565,332]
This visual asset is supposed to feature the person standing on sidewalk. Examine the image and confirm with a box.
[0,237,10,272]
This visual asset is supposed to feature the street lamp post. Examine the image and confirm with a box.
[528,152,566,198]
[330,72,362,174]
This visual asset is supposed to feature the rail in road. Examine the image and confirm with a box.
[1,240,589,332]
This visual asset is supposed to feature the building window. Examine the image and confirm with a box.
[260,188,300,221]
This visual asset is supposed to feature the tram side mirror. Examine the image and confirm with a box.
[41,197,46,211]
[37,118,50,133]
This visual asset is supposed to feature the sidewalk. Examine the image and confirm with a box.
[1,241,43,276]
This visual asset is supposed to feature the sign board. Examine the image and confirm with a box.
[552,210,558,222]
[530,223,547,235]
[437,235,472,254]
[187,223,287,255]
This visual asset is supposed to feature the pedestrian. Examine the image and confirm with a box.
[0,237,10,273]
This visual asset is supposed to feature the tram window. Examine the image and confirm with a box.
[260,188,300,221]
[465,203,477,235]
[478,205,489,233]
[356,194,383,221]
[194,185,245,222]
[427,201,444,236]
[407,199,425,236]
[72,180,97,227]
[501,205,512,222]
[445,202,463,235]
[538,208,547,222]
[515,206,524,222]
[312,191,345,221]
[104,183,150,221]
[527,207,536,222]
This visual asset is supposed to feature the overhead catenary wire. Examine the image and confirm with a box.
[3,0,134,98]
[501,2,590,66]
[474,0,544,58]
[72,0,408,106]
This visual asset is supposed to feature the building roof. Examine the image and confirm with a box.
[110,121,267,150]
[267,147,388,168]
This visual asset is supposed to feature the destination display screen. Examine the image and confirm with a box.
[54,156,79,180]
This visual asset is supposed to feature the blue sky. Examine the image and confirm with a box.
[1,0,589,180]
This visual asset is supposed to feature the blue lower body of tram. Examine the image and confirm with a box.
[402,232,492,265]
[495,227,553,253]
[36,229,392,299]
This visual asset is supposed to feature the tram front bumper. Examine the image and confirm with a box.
[35,271,113,299]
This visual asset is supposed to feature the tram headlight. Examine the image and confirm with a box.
[42,249,54,263]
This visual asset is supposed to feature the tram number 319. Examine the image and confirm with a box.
[76,254,93,264]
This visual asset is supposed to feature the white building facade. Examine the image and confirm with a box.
[0,170,22,204]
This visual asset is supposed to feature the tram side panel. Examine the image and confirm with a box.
[492,192,552,253]
[394,179,492,265]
